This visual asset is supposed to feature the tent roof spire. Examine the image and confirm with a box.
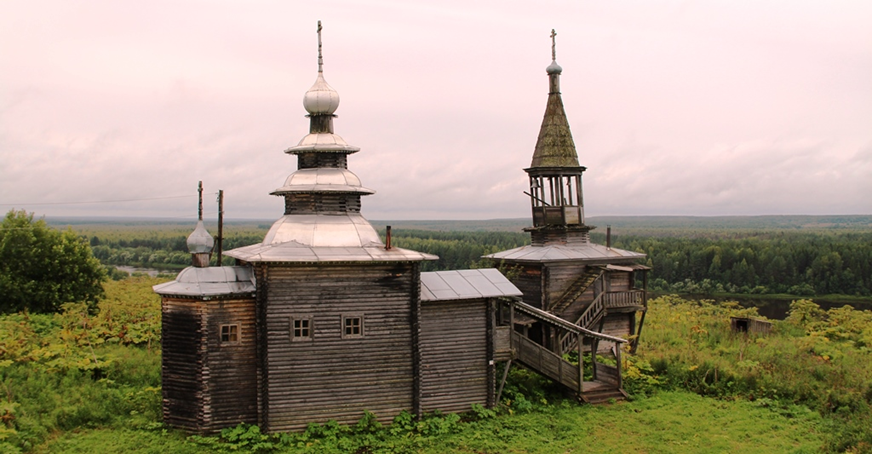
[530,29,578,169]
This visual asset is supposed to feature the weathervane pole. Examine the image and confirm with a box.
[317,20,323,73]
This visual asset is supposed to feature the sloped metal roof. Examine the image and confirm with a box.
[420,269,522,302]
[483,243,645,263]
[152,266,256,298]
[225,242,437,263]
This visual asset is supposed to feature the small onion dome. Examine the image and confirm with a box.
[187,220,214,253]
[546,60,563,75]
[303,73,340,115]
[271,168,375,195]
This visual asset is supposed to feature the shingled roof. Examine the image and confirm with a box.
[530,90,580,168]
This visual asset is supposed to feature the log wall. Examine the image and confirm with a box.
[161,296,257,433]
[419,298,490,413]
[162,299,204,431]
[261,263,417,432]
[202,298,258,431]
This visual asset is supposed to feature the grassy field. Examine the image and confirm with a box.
[3,277,870,453]
[37,391,824,453]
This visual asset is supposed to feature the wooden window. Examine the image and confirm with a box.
[220,324,239,343]
[291,316,313,341]
[342,315,364,338]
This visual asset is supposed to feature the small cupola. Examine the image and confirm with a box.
[188,181,214,267]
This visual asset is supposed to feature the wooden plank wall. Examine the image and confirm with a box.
[161,299,204,431]
[262,263,416,432]
[601,313,632,338]
[419,298,489,414]
[609,272,630,291]
[202,298,258,432]
[511,264,544,309]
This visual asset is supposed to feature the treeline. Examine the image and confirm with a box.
[65,221,872,297]
[602,231,872,296]
[84,226,267,269]
[385,229,529,272]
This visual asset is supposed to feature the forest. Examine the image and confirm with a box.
[53,215,872,299]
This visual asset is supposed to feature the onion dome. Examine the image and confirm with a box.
[187,220,214,254]
[303,73,340,115]
[546,60,563,75]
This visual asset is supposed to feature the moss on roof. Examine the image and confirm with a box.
[530,92,580,168]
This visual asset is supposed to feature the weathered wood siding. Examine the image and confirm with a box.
[511,264,544,309]
[203,298,258,431]
[261,263,416,432]
[161,296,257,434]
[609,272,631,291]
[420,298,489,413]
[601,313,632,338]
[162,299,204,431]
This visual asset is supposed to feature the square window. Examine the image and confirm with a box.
[220,324,239,343]
[342,315,363,338]
[291,316,313,341]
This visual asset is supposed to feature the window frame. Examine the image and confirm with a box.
[341,314,364,339]
[290,315,314,342]
[219,324,240,344]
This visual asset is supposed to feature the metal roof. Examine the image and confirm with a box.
[284,133,360,154]
[153,266,255,298]
[271,168,375,195]
[484,243,645,263]
[254,214,383,248]
[226,242,436,263]
[420,269,522,302]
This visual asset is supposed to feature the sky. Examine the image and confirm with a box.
[2,1,871,222]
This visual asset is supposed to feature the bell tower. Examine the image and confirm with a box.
[524,29,591,246]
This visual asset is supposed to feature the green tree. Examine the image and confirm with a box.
[0,210,106,314]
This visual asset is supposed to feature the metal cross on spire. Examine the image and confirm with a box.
[551,29,557,61]
[197,181,203,221]
[317,20,323,73]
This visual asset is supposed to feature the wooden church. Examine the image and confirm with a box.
[154,25,649,434]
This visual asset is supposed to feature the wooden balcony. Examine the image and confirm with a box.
[603,290,646,311]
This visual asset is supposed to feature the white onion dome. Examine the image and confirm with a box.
[546,60,563,75]
[303,73,340,115]
[187,220,214,253]
[271,168,375,195]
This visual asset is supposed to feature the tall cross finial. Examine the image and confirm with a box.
[317,20,323,73]
[197,181,203,221]
[551,29,557,61]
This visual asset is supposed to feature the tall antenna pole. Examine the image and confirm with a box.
[217,190,224,266]
[197,181,203,221]
[317,20,323,73]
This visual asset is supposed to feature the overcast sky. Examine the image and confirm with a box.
[2,1,870,222]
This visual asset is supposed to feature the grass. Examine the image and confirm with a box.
[4,280,869,453]
[34,391,823,453]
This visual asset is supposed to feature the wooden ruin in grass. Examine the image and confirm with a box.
[154,24,650,433]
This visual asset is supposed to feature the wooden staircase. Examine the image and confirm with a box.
[549,268,603,314]
[502,300,627,403]
[559,292,605,354]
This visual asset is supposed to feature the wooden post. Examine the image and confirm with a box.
[615,342,623,390]
[577,333,583,394]
[216,190,224,266]
[496,360,512,404]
